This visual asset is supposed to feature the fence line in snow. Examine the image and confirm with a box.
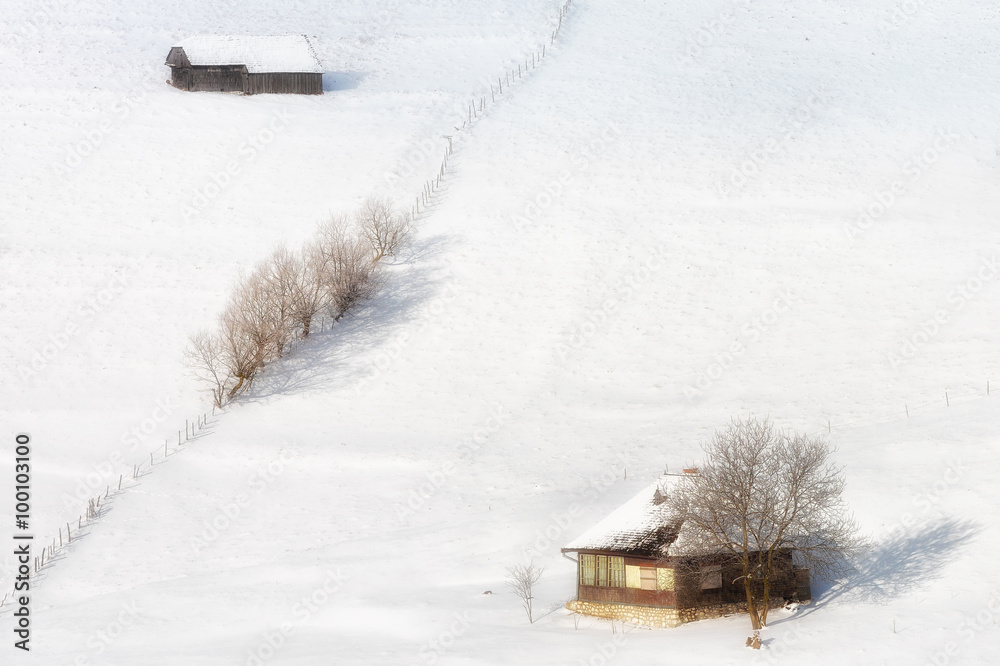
[0,411,216,597]
[411,0,574,220]
[3,0,581,605]
[812,380,992,437]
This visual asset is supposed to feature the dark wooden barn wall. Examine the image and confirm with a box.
[169,68,322,95]
[247,72,323,95]
[171,66,246,93]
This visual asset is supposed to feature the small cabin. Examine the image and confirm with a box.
[166,35,323,95]
[561,474,811,628]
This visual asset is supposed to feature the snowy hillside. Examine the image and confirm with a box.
[2,0,1000,664]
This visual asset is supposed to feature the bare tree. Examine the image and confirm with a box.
[505,562,544,623]
[185,330,229,408]
[255,247,303,353]
[292,240,331,338]
[187,194,409,407]
[316,215,382,321]
[185,261,298,407]
[668,416,863,632]
[213,267,290,400]
[356,196,410,261]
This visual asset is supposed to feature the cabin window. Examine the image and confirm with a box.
[700,565,723,590]
[581,555,626,587]
[604,557,624,587]
[656,568,675,591]
[639,566,657,590]
[625,565,641,589]
[580,554,596,586]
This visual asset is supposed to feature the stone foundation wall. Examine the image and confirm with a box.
[566,599,758,629]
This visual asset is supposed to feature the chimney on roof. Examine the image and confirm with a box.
[683,467,699,475]
[653,487,666,505]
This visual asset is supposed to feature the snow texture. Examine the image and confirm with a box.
[2,0,1000,663]
[174,35,324,73]
[563,475,681,557]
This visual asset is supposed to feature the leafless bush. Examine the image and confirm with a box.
[185,330,228,408]
[257,246,303,349]
[231,268,289,365]
[293,240,331,338]
[505,562,544,623]
[356,196,410,261]
[316,215,382,321]
[187,195,408,407]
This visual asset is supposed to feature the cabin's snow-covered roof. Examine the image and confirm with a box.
[174,35,323,74]
[563,475,690,557]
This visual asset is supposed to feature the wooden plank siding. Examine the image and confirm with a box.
[247,72,322,95]
[169,68,321,95]
[171,66,247,93]
[166,45,323,95]
[579,585,676,608]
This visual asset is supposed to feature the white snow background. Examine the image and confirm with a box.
[1,0,999,664]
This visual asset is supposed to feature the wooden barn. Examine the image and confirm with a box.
[165,35,323,95]
[561,472,811,628]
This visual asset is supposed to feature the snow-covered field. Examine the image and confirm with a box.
[2,0,1000,663]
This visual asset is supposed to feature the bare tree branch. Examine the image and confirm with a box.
[356,196,410,261]
[668,416,865,631]
[505,562,544,623]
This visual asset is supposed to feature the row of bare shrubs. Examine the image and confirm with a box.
[186,197,411,407]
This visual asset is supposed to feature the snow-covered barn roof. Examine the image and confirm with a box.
[171,35,323,74]
[563,475,690,558]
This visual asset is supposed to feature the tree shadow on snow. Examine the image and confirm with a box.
[800,516,981,616]
[242,232,453,402]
